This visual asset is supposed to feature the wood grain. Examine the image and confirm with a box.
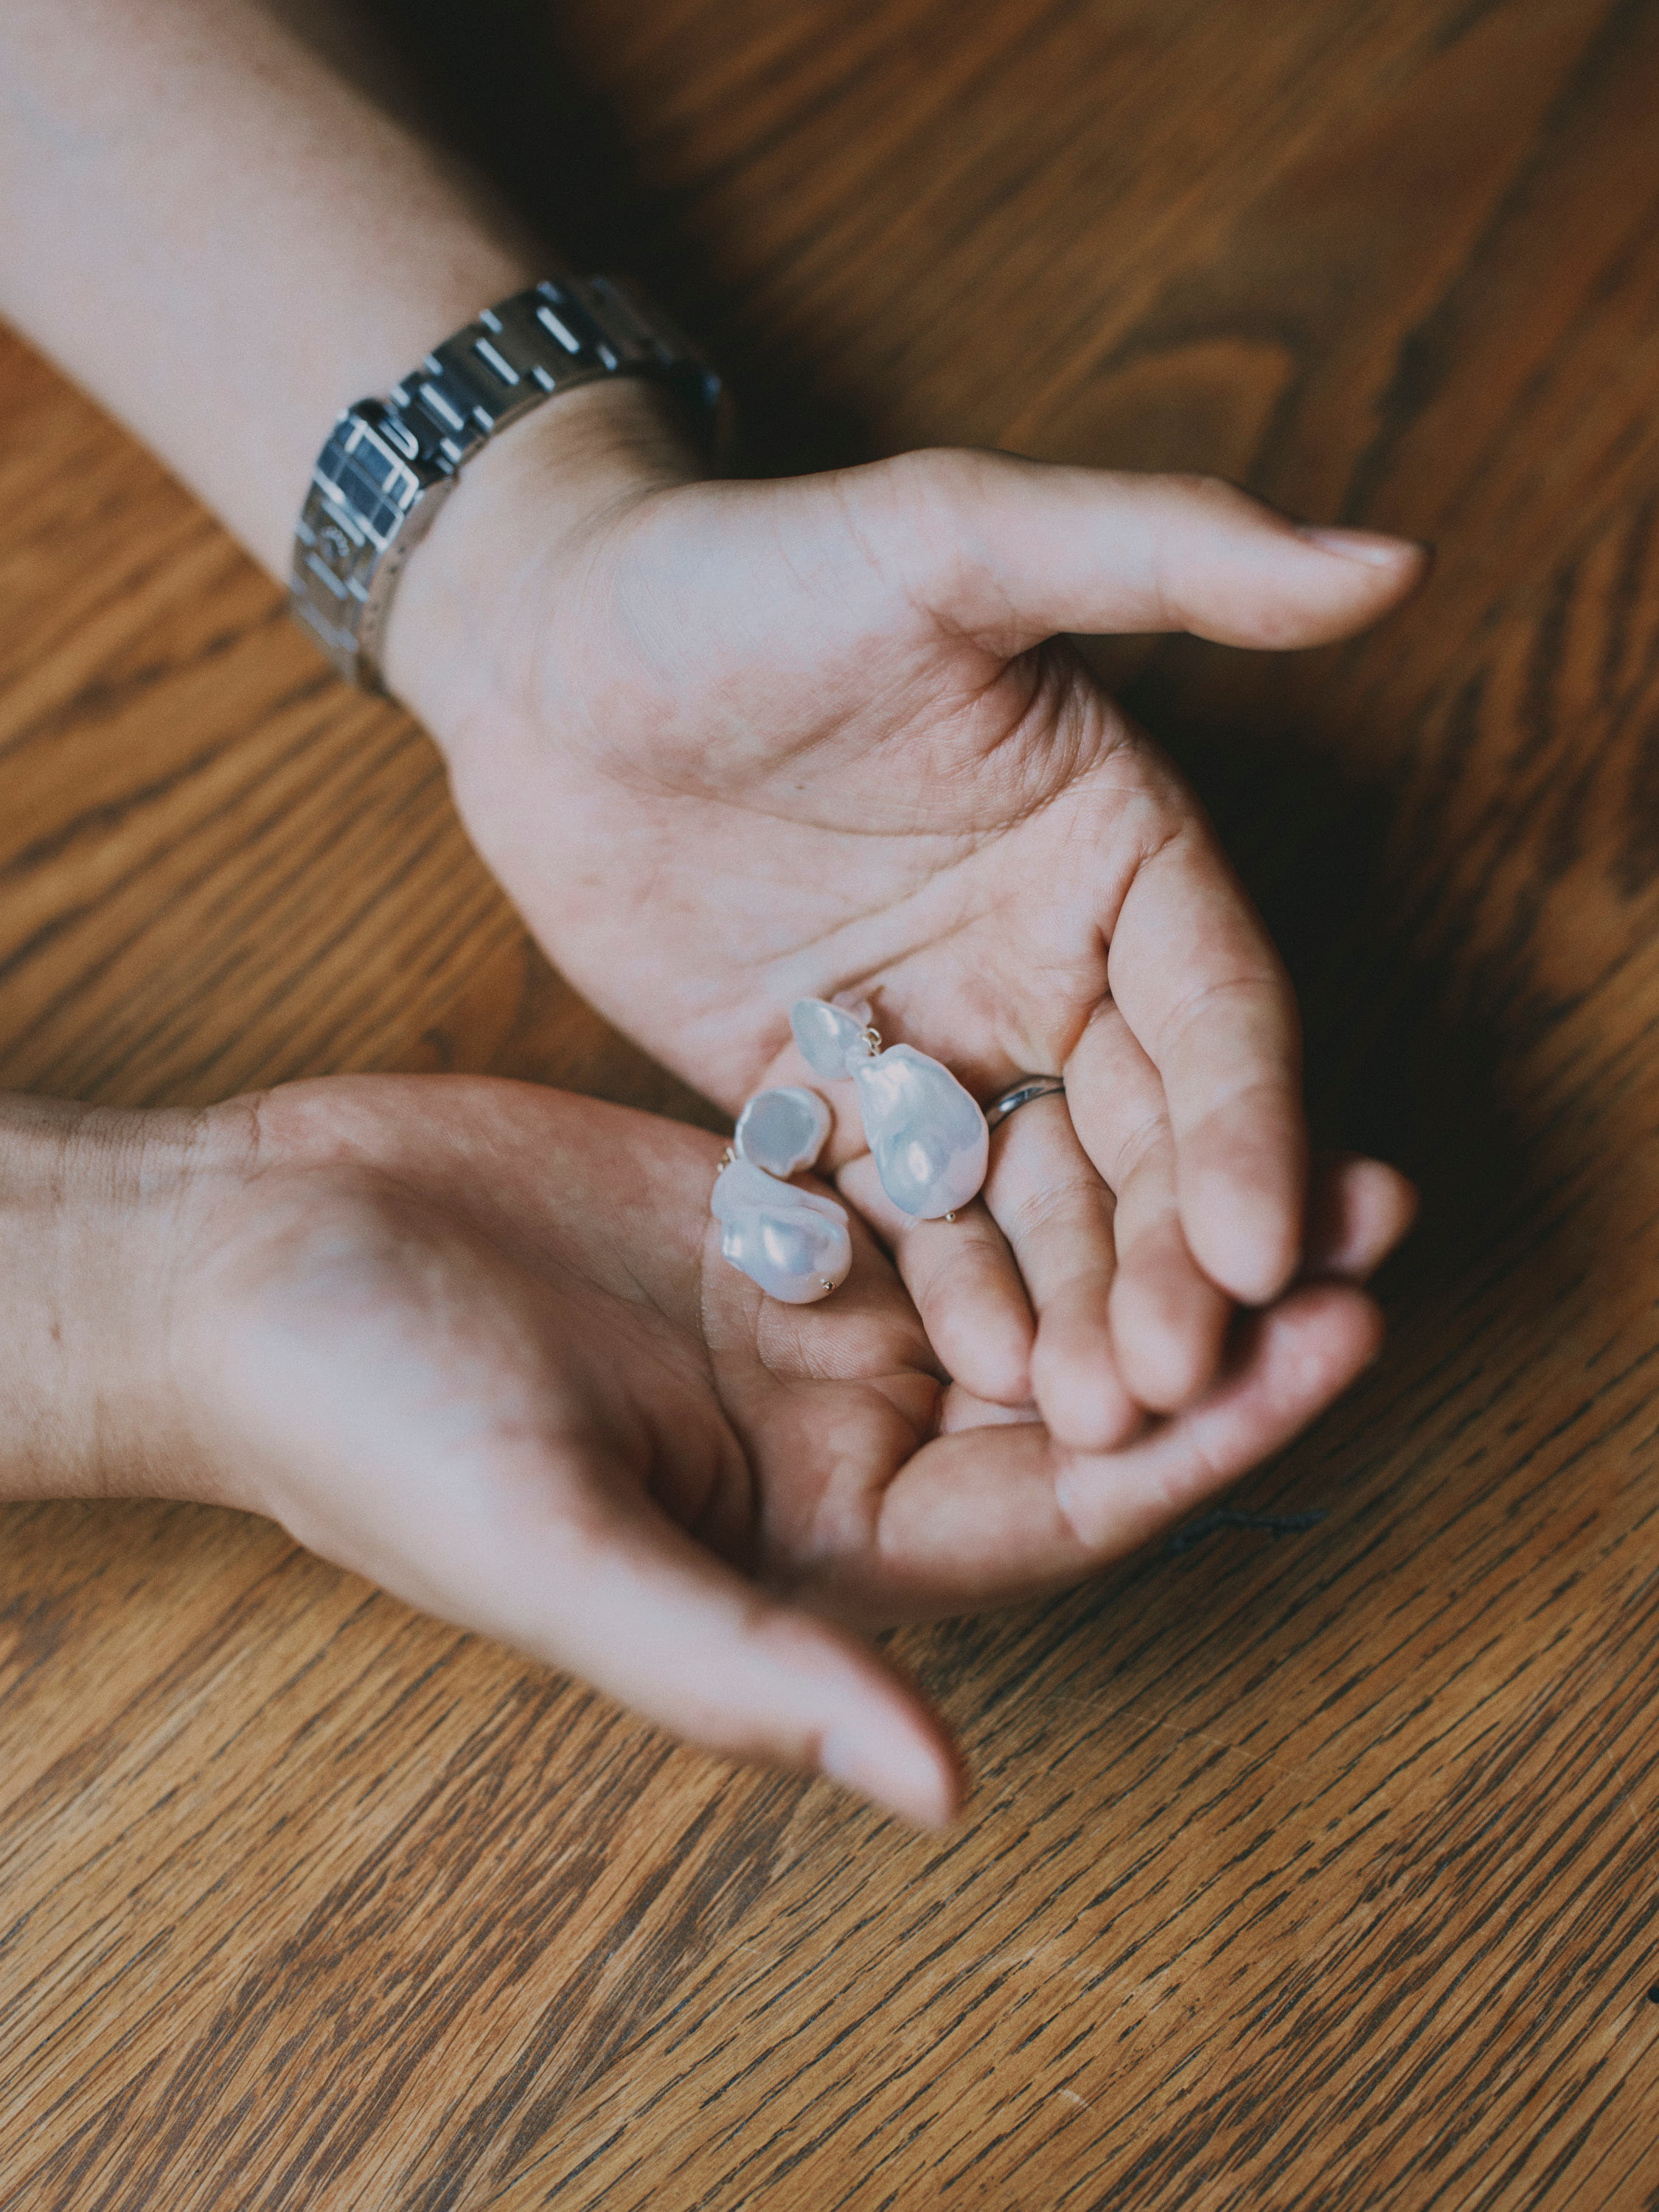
[6,1,1659,2204]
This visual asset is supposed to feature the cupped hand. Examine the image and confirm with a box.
[149,1074,1413,1825]
[388,388,1426,1449]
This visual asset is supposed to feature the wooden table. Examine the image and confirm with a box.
[6,2,1659,2203]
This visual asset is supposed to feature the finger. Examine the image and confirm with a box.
[1053,1281,1382,1557]
[869,1281,1382,1615]
[1102,821,1307,1305]
[875,450,1429,655]
[980,1092,1141,1451]
[413,1447,964,1829]
[1065,1003,1233,1412]
[837,1150,1034,1404]
[552,1489,964,1829]
[216,1183,962,1831]
[1303,1152,1419,1281]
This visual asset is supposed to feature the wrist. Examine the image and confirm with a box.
[0,1096,250,1506]
[380,375,702,745]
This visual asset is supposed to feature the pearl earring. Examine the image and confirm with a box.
[789,997,989,1221]
[712,1084,851,1304]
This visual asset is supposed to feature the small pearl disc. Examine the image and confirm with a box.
[734,1086,832,1177]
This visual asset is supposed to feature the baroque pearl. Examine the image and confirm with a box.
[712,1156,852,1304]
[790,996,874,1081]
[852,1044,989,1219]
[789,999,990,1220]
[734,1085,832,1177]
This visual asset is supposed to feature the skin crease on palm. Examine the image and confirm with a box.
[387,383,1430,1463]
[46,1075,1410,1832]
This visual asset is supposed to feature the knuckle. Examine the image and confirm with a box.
[998,1172,1112,1247]
[878,446,1007,594]
[1110,1105,1172,1188]
[1155,967,1293,1059]
[1166,470,1257,521]
[893,443,998,504]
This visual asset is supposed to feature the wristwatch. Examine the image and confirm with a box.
[290,274,723,691]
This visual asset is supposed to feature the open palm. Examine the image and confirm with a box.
[402,434,1423,1450]
[177,1074,1409,1824]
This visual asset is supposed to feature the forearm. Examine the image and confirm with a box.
[0,1097,214,1503]
[0,0,546,578]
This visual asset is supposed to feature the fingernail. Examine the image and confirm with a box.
[1297,525,1425,567]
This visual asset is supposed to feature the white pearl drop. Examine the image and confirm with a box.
[852,1045,989,1219]
[734,1086,832,1177]
[712,1157,852,1304]
[790,997,874,1081]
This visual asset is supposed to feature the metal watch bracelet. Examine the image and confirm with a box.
[289,275,723,692]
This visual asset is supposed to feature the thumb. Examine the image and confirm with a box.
[420,1454,964,1829]
[864,448,1428,654]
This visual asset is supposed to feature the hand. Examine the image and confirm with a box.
[389,386,1426,1447]
[15,1077,1411,1825]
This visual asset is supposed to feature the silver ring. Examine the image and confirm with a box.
[985,1075,1066,1130]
